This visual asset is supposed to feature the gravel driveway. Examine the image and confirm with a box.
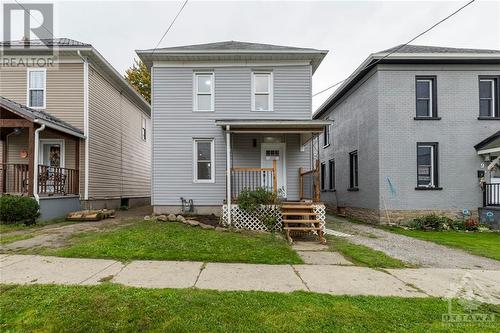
[326,215,500,270]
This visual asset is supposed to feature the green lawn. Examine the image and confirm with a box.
[0,233,34,245]
[327,235,414,268]
[1,284,498,333]
[41,220,302,264]
[384,227,500,261]
[0,218,70,234]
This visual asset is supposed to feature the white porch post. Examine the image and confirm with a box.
[226,125,232,225]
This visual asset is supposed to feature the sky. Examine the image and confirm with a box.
[5,0,500,110]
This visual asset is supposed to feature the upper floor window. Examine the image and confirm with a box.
[193,139,215,183]
[141,117,147,141]
[194,72,214,111]
[27,68,46,109]
[349,150,358,189]
[479,77,499,118]
[329,159,335,190]
[252,72,273,111]
[416,142,439,189]
[415,76,437,118]
[323,122,331,147]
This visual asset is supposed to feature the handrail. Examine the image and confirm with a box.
[299,160,320,202]
[483,183,500,207]
[230,161,277,200]
[37,165,79,195]
[0,163,29,195]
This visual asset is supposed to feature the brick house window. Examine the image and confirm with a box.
[415,76,438,118]
[349,151,358,189]
[416,142,439,189]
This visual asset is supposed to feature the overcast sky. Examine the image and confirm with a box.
[9,0,500,110]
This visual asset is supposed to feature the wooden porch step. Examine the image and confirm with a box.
[284,226,322,231]
[283,219,319,224]
[281,205,315,209]
[282,212,318,216]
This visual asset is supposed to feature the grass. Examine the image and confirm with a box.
[326,235,413,268]
[40,220,302,264]
[1,284,498,333]
[383,227,500,261]
[0,217,70,234]
[0,233,34,245]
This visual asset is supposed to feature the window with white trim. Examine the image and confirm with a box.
[320,162,326,191]
[141,117,147,141]
[28,68,46,108]
[252,72,273,111]
[415,77,437,118]
[328,159,335,190]
[323,123,331,147]
[194,72,214,111]
[417,143,439,188]
[194,139,215,182]
[479,78,498,117]
[349,151,358,189]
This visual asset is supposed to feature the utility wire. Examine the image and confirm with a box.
[313,0,476,97]
[151,0,189,54]
[14,0,55,39]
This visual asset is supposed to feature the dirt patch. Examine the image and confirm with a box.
[185,214,220,227]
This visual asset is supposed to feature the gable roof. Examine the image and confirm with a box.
[475,130,500,151]
[137,40,328,73]
[313,44,500,119]
[1,38,150,115]
[0,96,85,138]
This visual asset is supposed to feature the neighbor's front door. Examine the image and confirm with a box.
[261,143,286,197]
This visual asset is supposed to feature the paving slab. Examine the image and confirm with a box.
[387,268,500,304]
[196,263,306,292]
[292,241,328,251]
[0,255,119,285]
[80,261,126,285]
[297,251,353,265]
[294,265,426,297]
[0,255,39,268]
[112,260,203,288]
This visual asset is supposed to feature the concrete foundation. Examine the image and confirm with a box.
[38,195,81,221]
[479,207,500,230]
[81,197,150,210]
[153,205,221,216]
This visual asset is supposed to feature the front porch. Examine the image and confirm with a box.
[0,96,84,219]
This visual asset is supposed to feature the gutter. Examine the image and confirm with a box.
[33,119,85,139]
[77,50,90,201]
[33,124,46,203]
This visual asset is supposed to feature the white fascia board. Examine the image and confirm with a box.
[152,60,311,68]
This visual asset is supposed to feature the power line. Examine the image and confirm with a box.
[151,0,189,54]
[312,0,476,98]
[14,0,55,39]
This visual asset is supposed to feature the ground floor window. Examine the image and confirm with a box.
[320,162,326,191]
[194,139,215,183]
[349,151,358,189]
[329,159,335,190]
[417,142,439,188]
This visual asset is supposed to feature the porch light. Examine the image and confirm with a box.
[13,127,23,135]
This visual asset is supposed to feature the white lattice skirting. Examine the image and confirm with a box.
[221,204,326,232]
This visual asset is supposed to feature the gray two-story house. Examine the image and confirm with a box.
[137,41,330,216]
[314,45,500,225]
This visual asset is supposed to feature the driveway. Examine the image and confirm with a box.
[326,215,500,270]
[0,206,151,251]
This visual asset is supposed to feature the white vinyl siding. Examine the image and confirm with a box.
[193,139,215,183]
[193,72,214,111]
[251,72,273,111]
[27,68,46,109]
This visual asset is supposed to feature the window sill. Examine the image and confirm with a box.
[414,117,441,120]
[477,116,500,120]
[251,109,274,112]
[347,187,359,192]
[321,189,336,193]
[323,144,330,149]
[415,187,443,191]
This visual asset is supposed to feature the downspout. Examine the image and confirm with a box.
[33,124,46,202]
[226,125,231,226]
[77,50,89,201]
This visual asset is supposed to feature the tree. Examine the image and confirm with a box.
[125,59,151,103]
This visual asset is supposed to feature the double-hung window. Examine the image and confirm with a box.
[141,117,147,141]
[323,123,331,147]
[328,159,335,190]
[194,72,214,111]
[194,139,215,183]
[252,72,273,111]
[27,68,46,109]
[416,143,439,188]
[479,77,499,118]
[415,76,437,118]
[320,162,326,191]
[349,151,358,189]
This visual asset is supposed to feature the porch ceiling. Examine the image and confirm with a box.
[215,119,331,134]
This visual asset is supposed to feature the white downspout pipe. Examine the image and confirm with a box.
[226,125,231,225]
[33,124,46,202]
[77,50,89,201]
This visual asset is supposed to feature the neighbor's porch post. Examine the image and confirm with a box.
[27,124,35,196]
[226,125,232,225]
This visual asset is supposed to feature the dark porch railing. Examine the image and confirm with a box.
[0,163,29,194]
[38,165,79,195]
[230,160,277,200]
[483,183,500,207]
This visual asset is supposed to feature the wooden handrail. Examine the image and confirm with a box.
[37,165,79,195]
[299,160,321,202]
[0,163,29,195]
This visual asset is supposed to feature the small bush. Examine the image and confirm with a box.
[0,195,40,225]
[237,188,278,213]
[464,218,479,231]
[405,214,452,231]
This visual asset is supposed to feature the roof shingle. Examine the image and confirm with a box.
[0,38,90,48]
[378,44,500,54]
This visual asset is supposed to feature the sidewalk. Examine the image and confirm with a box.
[1,254,499,303]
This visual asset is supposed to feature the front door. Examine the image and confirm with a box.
[261,143,286,197]
[39,140,65,193]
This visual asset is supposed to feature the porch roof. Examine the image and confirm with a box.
[0,96,85,139]
[475,130,500,155]
[215,119,332,133]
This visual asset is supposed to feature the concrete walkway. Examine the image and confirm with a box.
[1,254,499,304]
[326,215,500,270]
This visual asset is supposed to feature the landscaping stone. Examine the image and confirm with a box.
[186,220,200,227]
[143,215,151,221]
[176,215,186,223]
[167,214,177,222]
[297,251,353,265]
[157,215,168,222]
[199,223,215,230]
